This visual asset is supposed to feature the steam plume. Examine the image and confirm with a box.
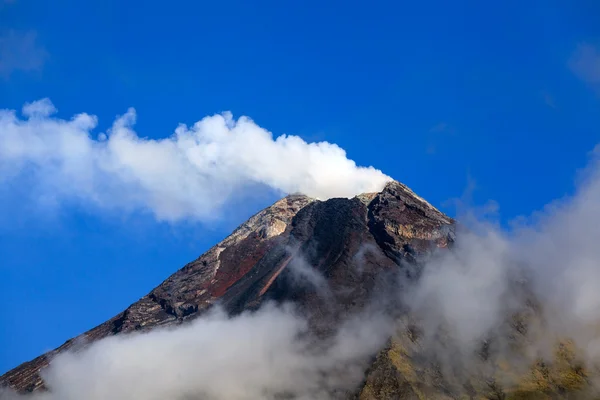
[0,99,391,222]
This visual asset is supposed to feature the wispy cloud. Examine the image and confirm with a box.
[0,30,47,78]
[542,91,556,109]
[569,43,600,87]
[426,122,455,155]
[429,122,452,134]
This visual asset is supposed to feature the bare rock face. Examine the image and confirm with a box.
[0,181,455,395]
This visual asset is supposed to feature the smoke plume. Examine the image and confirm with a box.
[0,99,391,222]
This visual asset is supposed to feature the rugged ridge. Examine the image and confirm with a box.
[1,181,455,395]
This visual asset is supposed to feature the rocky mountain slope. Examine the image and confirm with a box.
[1,181,593,399]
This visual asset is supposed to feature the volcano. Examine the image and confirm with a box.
[1,181,591,399]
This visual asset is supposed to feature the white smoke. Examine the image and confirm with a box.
[0,99,391,222]
[403,145,600,369]
[0,304,392,400]
[406,227,513,350]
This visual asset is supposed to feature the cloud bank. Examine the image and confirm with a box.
[0,304,391,400]
[0,99,391,222]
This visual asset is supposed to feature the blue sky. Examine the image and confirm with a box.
[1,0,599,374]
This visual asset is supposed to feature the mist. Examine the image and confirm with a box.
[0,303,392,400]
[0,99,390,222]
[400,145,600,390]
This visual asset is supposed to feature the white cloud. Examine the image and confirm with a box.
[569,43,600,86]
[0,304,391,400]
[21,98,57,118]
[0,30,47,78]
[0,99,391,222]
